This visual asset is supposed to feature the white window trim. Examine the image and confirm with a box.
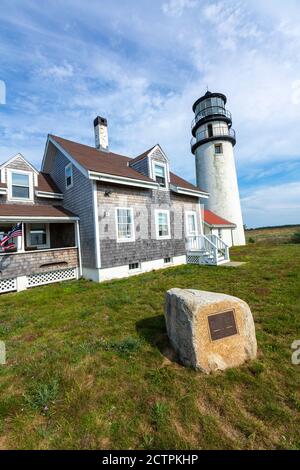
[26,223,50,250]
[115,207,135,243]
[65,163,73,189]
[155,209,171,240]
[185,211,198,237]
[128,262,141,273]
[7,169,34,202]
[151,161,169,191]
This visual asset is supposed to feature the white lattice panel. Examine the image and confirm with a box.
[187,255,201,265]
[27,268,76,287]
[0,277,17,293]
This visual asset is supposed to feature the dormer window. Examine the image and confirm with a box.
[154,164,166,188]
[12,173,30,198]
[8,170,33,201]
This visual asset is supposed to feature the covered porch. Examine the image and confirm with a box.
[0,205,81,293]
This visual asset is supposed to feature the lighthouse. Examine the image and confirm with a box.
[191,91,246,246]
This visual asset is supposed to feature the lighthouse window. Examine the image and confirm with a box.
[215,144,223,154]
[154,164,166,188]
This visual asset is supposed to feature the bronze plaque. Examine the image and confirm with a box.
[208,310,238,341]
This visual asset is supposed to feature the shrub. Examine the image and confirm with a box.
[291,232,300,244]
[248,237,255,244]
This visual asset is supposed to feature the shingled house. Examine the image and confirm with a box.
[0,117,231,294]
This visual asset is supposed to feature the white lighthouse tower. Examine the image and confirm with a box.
[191,91,246,246]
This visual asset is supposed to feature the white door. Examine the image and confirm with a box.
[186,211,198,249]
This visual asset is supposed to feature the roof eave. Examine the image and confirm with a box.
[88,171,159,189]
[204,221,236,228]
[0,215,79,222]
[35,190,64,200]
[170,184,209,199]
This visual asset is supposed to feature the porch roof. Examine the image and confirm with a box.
[0,204,78,221]
[203,209,236,228]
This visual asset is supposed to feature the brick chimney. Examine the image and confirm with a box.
[94,116,109,151]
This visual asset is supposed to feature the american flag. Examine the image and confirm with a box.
[2,242,15,252]
[0,223,23,247]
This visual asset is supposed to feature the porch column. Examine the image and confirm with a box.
[75,220,83,278]
[17,222,25,253]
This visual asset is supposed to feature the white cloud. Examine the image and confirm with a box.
[292,80,300,105]
[242,182,300,227]
[0,0,300,227]
[42,62,74,80]
[0,80,6,104]
[162,0,198,18]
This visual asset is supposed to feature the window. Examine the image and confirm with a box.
[27,224,49,249]
[215,144,223,154]
[207,124,213,138]
[155,210,171,240]
[129,262,140,271]
[116,208,134,242]
[10,172,31,200]
[65,163,73,188]
[164,257,172,264]
[154,164,166,188]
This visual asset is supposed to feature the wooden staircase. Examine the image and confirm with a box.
[186,234,230,266]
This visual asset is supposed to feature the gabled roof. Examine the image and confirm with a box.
[129,146,156,165]
[50,135,154,184]
[0,153,38,174]
[48,135,207,196]
[204,209,236,227]
[0,153,62,196]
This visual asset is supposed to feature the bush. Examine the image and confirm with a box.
[248,237,255,244]
[291,232,300,244]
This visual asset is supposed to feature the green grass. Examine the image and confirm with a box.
[246,225,300,245]
[0,242,300,449]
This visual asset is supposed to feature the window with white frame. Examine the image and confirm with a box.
[116,208,134,242]
[9,171,32,200]
[154,164,167,188]
[65,163,73,189]
[27,224,49,249]
[155,210,171,239]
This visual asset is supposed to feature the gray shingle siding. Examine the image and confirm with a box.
[49,150,96,269]
[129,157,149,177]
[97,183,199,269]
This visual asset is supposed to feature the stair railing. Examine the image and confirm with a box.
[186,234,230,264]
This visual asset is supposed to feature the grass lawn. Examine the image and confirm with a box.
[246,225,300,245]
[0,242,300,450]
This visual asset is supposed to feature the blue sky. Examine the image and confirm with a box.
[0,0,300,228]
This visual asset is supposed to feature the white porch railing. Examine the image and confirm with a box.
[186,234,230,265]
